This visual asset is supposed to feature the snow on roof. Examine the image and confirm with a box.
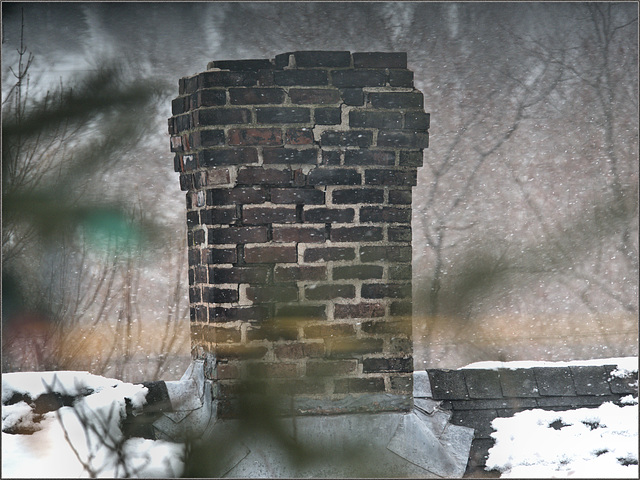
[462,356,638,374]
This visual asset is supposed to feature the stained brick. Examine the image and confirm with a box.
[289,88,341,105]
[208,226,268,244]
[389,265,412,280]
[360,206,411,223]
[263,148,318,164]
[320,130,373,148]
[388,226,412,242]
[330,226,383,242]
[333,265,384,280]
[405,112,430,129]
[189,287,201,303]
[285,128,314,145]
[274,265,327,282]
[172,96,189,115]
[290,51,352,68]
[271,188,324,204]
[334,377,385,393]
[195,108,251,125]
[389,190,412,205]
[193,129,225,148]
[229,87,285,104]
[242,206,297,225]
[303,207,354,223]
[363,357,412,373]
[388,69,414,87]
[200,148,258,167]
[331,69,387,87]
[307,168,361,185]
[368,92,424,109]
[272,227,326,243]
[197,89,228,107]
[188,229,205,246]
[208,59,273,70]
[228,128,283,146]
[335,303,385,319]
[236,167,292,186]
[244,246,297,264]
[399,151,424,167]
[321,151,342,166]
[305,284,355,300]
[191,325,241,344]
[344,150,395,166]
[332,188,384,204]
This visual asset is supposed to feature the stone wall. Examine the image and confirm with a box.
[422,365,638,475]
[169,51,429,417]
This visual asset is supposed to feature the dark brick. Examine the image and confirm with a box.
[285,128,314,145]
[263,148,318,164]
[228,128,283,146]
[390,375,413,393]
[340,88,364,106]
[499,369,540,397]
[361,318,411,335]
[349,110,402,129]
[389,264,411,280]
[190,305,207,322]
[188,249,201,266]
[332,188,384,204]
[179,153,197,171]
[200,207,239,225]
[314,107,341,125]
[200,71,259,87]
[187,210,199,228]
[388,226,412,242]
[204,247,237,264]
[214,344,269,360]
[389,190,412,204]
[274,342,325,359]
[273,227,326,243]
[246,284,298,303]
[195,108,251,125]
[368,92,424,109]
[307,168,361,185]
[464,370,503,399]
[210,266,270,284]
[180,75,199,95]
[305,284,355,300]
[192,265,208,284]
[378,130,429,148]
[204,287,239,303]
[289,88,341,105]
[307,360,358,377]
[172,96,189,115]
[209,59,273,71]
[320,130,372,147]
[274,70,329,86]
[242,207,297,225]
[200,148,258,167]
[360,206,411,223]
[331,69,387,88]
[428,370,469,400]
[304,247,355,262]
[330,226,383,242]
[303,207,354,223]
[333,265,384,280]
[359,246,411,262]
[361,283,411,299]
[276,304,327,320]
[534,367,576,396]
[174,113,191,132]
[334,377,385,394]
[188,229,205,246]
[197,89,228,107]
[244,246,297,264]
[304,323,356,338]
[335,303,386,319]
[291,51,352,68]
[246,362,299,378]
[365,169,417,186]
[399,151,424,167]
[388,69,414,87]
[256,107,310,124]
[193,129,225,148]
[229,88,285,105]
[352,52,407,69]
[271,188,324,204]
[569,366,612,396]
[321,151,342,166]
[274,265,327,282]
[208,226,268,244]
[191,324,242,344]
[363,357,412,373]
[236,167,292,186]
[210,306,269,323]
[405,112,430,130]
[207,187,267,205]
[390,301,412,317]
[344,150,395,166]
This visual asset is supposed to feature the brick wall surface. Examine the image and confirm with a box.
[169,51,428,417]
[425,366,638,476]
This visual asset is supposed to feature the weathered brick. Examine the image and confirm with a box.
[359,246,412,262]
[210,306,269,323]
[307,168,361,185]
[204,286,239,303]
[272,226,326,243]
[192,129,226,148]
[304,247,356,262]
[187,210,199,228]
[196,89,228,107]
[203,247,237,264]
[314,108,342,125]
[304,323,356,338]
[303,207,353,223]
[172,96,189,115]
[388,226,412,242]
[200,148,258,167]
[307,360,357,377]
[274,342,325,359]
[263,147,318,164]
[214,344,269,360]
[321,151,342,165]
[256,107,311,124]
[389,190,412,204]
[464,370,503,399]
[229,87,285,105]
[190,305,207,322]
[274,70,329,86]
[361,283,411,299]
[207,187,268,205]
[335,303,385,319]
[246,284,298,303]
[289,88,341,105]
[174,113,191,131]
[320,130,373,148]
[349,110,402,129]
[334,377,385,393]
[242,206,297,225]
[332,188,384,204]
[228,128,283,146]
[305,284,356,300]
[274,265,327,282]
[344,150,395,166]
[389,264,412,280]
[210,266,270,284]
[340,88,364,106]
[361,206,411,223]
[399,151,424,167]
[285,128,314,145]
[534,367,576,396]
[236,167,292,186]
[390,375,413,393]
[363,357,412,373]
[276,304,327,320]
[368,92,424,109]
[271,188,324,204]
[331,69,387,87]
[378,130,429,149]
[333,265,384,280]
[390,301,412,317]
[365,169,417,186]
[200,71,259,87]
[353,52,407,69]
[188,229,205,246]
[388,69,414,87]
[405,112,430,130]
[191,265,207,284]
[244,245,297,263]
[195,108,251,125]
[200,207,239,225]
[330,226,383,242]
[188,249,201,266]
[208,226,268,244]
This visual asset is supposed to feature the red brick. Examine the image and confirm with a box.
[244,246,297,263]
[286,128,315,145]
[228,128,283,146]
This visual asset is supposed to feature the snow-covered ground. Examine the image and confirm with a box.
[1,357,637,478]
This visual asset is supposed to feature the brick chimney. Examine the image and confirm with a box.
[169,51,428,418]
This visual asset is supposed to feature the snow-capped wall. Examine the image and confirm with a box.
[169,51,428,417]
